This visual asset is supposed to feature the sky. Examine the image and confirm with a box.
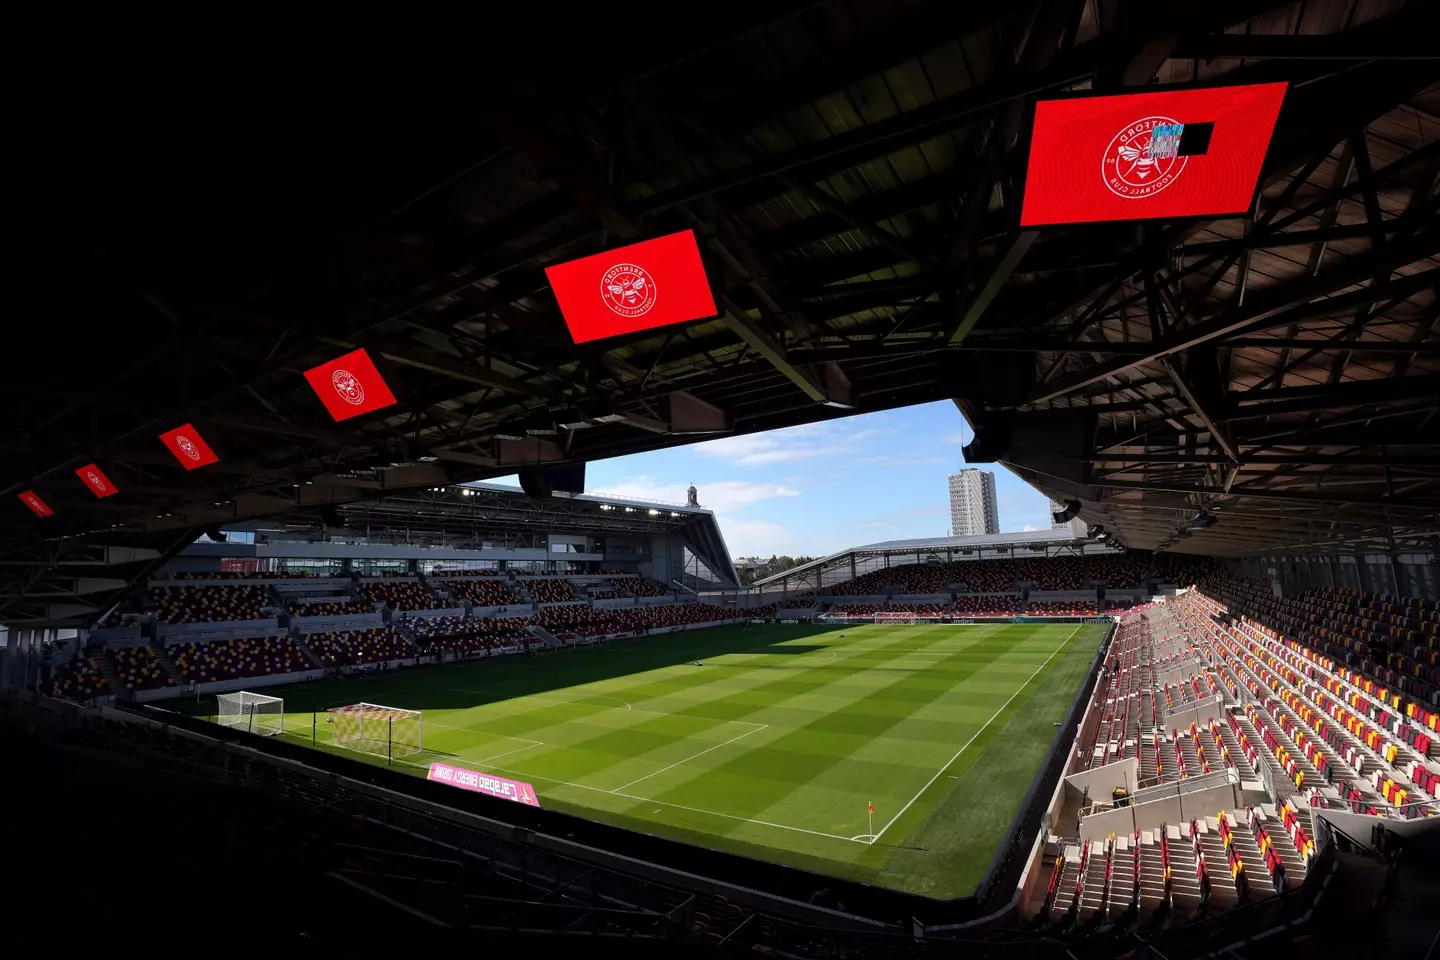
[489,400,1055,560]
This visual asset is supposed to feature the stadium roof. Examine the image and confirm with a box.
[846,529,1095,552]
[6,2,1440,621]
[752,527,1115,588]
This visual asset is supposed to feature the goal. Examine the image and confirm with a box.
[328,702,423,758]
[872,612,918,625]
[217,691,285,737]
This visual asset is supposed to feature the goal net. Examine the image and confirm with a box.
[872,612,918,625]
[328,702,423,758]
[217,691,285,737]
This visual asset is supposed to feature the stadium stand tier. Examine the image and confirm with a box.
[46,658,110,701]
[291,599,372,617]
[1027,600,1100,617]
[611,575,671,597]
[305,627,416,667]
[408,615,532,655]
[110,645,172,691]
[148,583,271,623]
[954,595,1023,616]
[441,576,519,606]
[169,636,313,684]
[359,579,441,611]
[527,578,580,603]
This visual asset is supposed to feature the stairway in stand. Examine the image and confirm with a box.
[93,650,129,697]
[291,634,323,669]
[147,640,187,686]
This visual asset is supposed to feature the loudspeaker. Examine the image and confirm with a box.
[319,506,345,528]
[519,462,586,499]
[962,411,1015,463]
[1052,499,1081,524]
[203,526,227,543]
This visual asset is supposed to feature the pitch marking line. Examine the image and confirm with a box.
[869,624,1082,845]
[471,741,547,765]
[610,724,769,794]
[441,757,860,843]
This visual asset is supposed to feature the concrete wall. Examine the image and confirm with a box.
[158,618,280,640]
[293,612,385,632]
[1161,696,1224,732]
[1065,757,1140,798]
[1079,777,1241,843]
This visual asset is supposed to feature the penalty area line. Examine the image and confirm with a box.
[437,757,862,844]
[869,624,1081,845]
[610,724,768,794]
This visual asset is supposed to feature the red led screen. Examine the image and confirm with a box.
[1019,82,1287,227]
[159,423,220,470]
[19,490,53,517]
[544,229,718,343]
[75,463,119,498]
[303,348,399,422]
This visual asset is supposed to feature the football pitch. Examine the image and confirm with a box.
[184,621,1104,897]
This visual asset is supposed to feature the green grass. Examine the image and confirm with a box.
[177,621,1102,897]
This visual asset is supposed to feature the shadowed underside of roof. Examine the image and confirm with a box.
[5,0,1440,622]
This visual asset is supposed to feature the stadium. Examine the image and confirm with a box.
[6,2,1440,956]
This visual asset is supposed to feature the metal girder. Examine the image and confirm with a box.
[628,42,1105,218]
[715,297,830,405]
[949,233,1038,345]
[1031,250,1440,404]
[1227,373,1440,420]
[1161,356,1238,462]
[1092,452,1440,466]
[1172,12,1440,60]
[1097,478,1437,509]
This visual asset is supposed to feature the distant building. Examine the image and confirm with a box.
[948,469,999,537]
[1049,499,1086,538]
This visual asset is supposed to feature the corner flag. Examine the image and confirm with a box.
[868,802,874,813]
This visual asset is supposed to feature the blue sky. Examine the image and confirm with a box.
[491,401,1054,560]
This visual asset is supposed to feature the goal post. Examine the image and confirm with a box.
[217,691,285,737]
[328,702,423,759]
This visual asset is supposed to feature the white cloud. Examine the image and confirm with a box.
[691,422,894,467]
[1022,524,1039,532]
[855,504,947,529]
[585,475,813,557]
[591,476,799,514]
[718,518,802,558]
[858,454,948,467]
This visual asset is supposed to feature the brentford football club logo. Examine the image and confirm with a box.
[176,435,202,461]
[601,263,657,318]
[331,368,366,406]
[1103,116,1187,199]
[25,496,41,510]
[86,471,104,491]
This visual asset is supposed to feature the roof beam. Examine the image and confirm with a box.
[950,232,1038,345]
[715,297,830,405]
[1162,355,1238,462]
[1030,248,1440,404]
[1098,479,1438,510]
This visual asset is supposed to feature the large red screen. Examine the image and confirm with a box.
[304,348,399,422]
[159,423,220,470]
[545,229,718,344]
[75,463,119,498]
[19,491,54,517]
[1019,82,1287,227]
